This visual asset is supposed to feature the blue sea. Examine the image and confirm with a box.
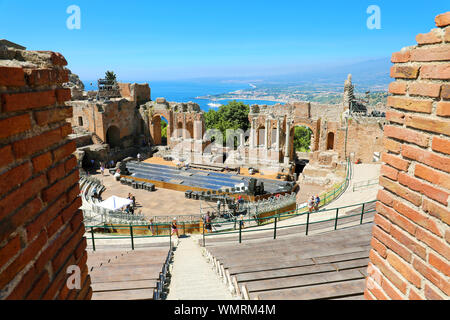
[82,80,283,111]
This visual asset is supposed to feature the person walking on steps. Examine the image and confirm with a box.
[171,218,179,238]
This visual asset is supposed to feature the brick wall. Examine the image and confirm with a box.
[0,46,91,299]
[364,12,450,300]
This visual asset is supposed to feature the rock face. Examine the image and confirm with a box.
[63,70,85,99]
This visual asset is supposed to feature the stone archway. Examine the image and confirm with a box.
[106,125,121,148]
[327,132,335,150]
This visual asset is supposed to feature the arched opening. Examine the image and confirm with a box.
[160,116,168,145]
[257,126,265,147]
[327,132,335,150]
[186,121,194,140]
[78,116,83,127]
[292,125,313,178]
[106,126,121,148]
[177,122,183,138]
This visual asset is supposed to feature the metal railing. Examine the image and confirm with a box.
[353,178,379,192]
[201,198,377,245]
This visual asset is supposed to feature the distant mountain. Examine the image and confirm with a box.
[261,58,391,91]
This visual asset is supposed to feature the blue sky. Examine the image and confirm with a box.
[0,0,448,81]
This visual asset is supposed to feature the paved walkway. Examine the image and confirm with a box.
[166,237,237,300]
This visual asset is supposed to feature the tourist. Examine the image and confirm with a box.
[131,195,136,208]
[114,169,121,181]
[110,160,115,168]
[238,215,245,229]
[171,218,179,238]
[205,212,212,232]
[314,195,321,211]
[137,153,141,162]
[217,199,221,215]
[100,162,105,176]
[149,218,155,236]
[308,196,315,213]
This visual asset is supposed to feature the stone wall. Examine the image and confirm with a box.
[364,12,450,300]
[0,46,91,299]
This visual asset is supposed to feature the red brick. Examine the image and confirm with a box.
[415,163,450,190]
[34,106,73,126]
[391,51,411,63]
[405,115,450,135]
[424,284,445,300]
[24,68,51,86]
[385,110,405,124]
[0,174,45,221]
[374,212,392,233]
[41,170,79,203]
[441,84,450,99]
[377,189,394,207]
[0,145,14,169]
[60,123,74,138]
[431,136,450,155]
[411,45,450,61]
[51,225,85,273]
[435,11,450,27]
[35,223,72,272]
[371,235,387,258]
[377,201,417,236]
[436,101,450,117]
[55,88,71,103]
[46,216,63,239]
[413,257,450,295]
[369,249,407,294]
[381,152,409,171]
[390,65,420,79]
[379,176,422,207]
[429,252,450,277]
[26,196,67,242]
[31,152,53,174]
[380,164,399,181]
[36,51,68,67]
[416,29,443,45]
[25,271,50,300]
[390,225,427,260]
[408,288,424,300]
[5,266,37,300]
[398,172,449,207]
[0,231,47,289]
[0,235,21,270]
[0,66,25,87]
[387,96,433,113]
[384,125,429,148]
[422,198,450,225]
[408,82,442,98]
[388,82,407,95]
[366,277,389,300]
[1,90,56,112]
[47,162,66,184]
[0,198,43,243]
[64,155,78,173]
[383,138,402,154]
[372,225,412,262]
[12,128,62,160]
[0,113,32,139]
[0,162,32,196]
[416,227,450,260]
[52,140,76,163]
[62,198,83,224]
[387,252,422,288]
[402,144,450,173]
[420,63,450,80]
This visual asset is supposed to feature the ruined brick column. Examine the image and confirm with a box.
[364,12,450,300]
[0,45,91,299]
